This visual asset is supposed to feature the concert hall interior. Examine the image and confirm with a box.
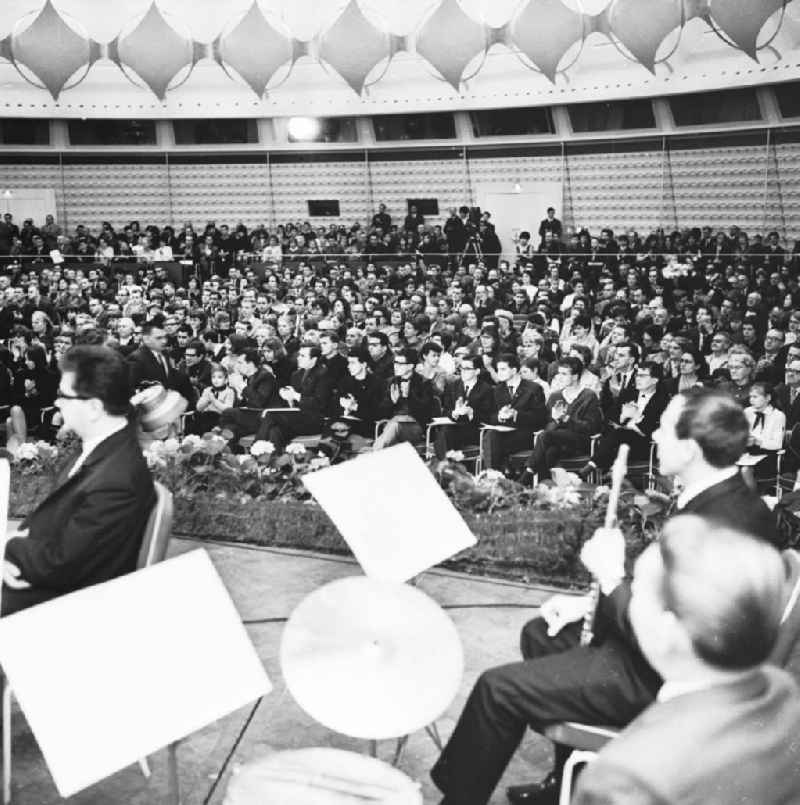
[1,1,800,803]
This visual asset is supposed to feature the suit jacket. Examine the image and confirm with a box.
[489,378,547,431]
[290,363,332,421]
[337,371,383,427]
[600,372,637,422]
[442,378,494,427]
[4,424,155,601]
[621,388,670,440]
[573,667,800,805]
[128,346,177,391]
[773,383,800,431]
[240,367,277,410]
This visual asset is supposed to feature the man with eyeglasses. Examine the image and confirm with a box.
[1,345,155,615]
[434,355,493,460]
[373,348,435,451]
[365,331,394,383]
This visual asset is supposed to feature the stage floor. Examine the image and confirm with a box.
[7,538,560,804]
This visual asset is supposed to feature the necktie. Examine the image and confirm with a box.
[754,411,765,429]
[792,389,798,406]
[159,353,169,379]
[508,383,515,398]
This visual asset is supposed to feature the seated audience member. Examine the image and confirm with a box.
[336,348,383,437]
[721,350,755,407]
[431,389,780,805]
[522,356,603,482]
[365,330,394,383]
[573,516,800,805]
[664,346,706,395]
[744,381,785,491]
[254,342,331,453]
[705,331,731,375]
[6,344,58,451]
[179,339,212,405]
[218,349,277,442]
[598,341,638,420]
[373,348,436,450]
[127,320,181,392]
[520,356,550,398]
[434,354,494,460]
[194,363,237,434]
[579,360,669,481]
[773,359,800,475]
[2,345,156,615]
[481,353,547,471]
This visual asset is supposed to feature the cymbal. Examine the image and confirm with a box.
[280,576,463,740]
[223,747,422,805]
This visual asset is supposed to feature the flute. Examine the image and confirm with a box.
[579,443,629,647]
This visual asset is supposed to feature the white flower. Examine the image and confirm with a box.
[285,442,307,456]
[250,440,275,457]
[308,456,330,471]
[34,441,58,459]
[162,438,180,454]
[144,451,166,469]
[445,450,465,462]
[181,434,202,450]
[478,469,503,482]
[14,443,38,461]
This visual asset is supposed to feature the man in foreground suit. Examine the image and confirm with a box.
[2,345,156,615]
[430,388,780,805]
[573,515,800,804]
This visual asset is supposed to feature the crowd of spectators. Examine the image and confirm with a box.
[1,204,800,487]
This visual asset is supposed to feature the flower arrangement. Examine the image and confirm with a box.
[141,433,330,503]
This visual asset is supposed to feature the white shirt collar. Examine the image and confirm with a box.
[676,466,739,510]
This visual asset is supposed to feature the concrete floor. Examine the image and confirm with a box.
[6,538,562,804]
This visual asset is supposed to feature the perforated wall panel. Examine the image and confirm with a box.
[61,163,170,232]
[0,163,64,223]
[269,159,368,227]
[168,161,270,228]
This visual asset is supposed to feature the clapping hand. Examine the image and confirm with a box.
[580,527,626,594]
[3,560,30,589]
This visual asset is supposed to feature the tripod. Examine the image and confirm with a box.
[457,233,483,267]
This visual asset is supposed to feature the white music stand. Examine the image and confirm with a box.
[0,549,271,798]
[303,442,476,582]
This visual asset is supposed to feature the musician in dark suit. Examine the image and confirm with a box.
[481,353,547,470]
[573,516,800,805]
[579,361,669,480]
[431,389,779,805]
[2,346,155,615]
[254,343,331,453]
[434,355,494,459]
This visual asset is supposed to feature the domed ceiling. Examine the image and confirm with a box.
[0,0,798,117]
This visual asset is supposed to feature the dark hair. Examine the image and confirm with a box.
[674,388,749,467]
[558,356,584,377]
[420,341,443,358]
[60,345,131,416]
[459,355,483,371]
[368,331,390,349]
[298,342,322,360]
[241,349,262,368]
[523,356,542,374]
[640,360,663,380]
[615,340,639,362]
[569,343,593,369]
[25,344,48,372]
[495,352,520,371]
[319,330,340,343]
[347,347,368,362]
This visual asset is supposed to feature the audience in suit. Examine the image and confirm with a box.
[218,349,277,442]
[335,348,384,438]
[434,354,494,459]
[254,343,331,453]
[481,353,547,470]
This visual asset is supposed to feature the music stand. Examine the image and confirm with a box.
[302,442,476,582]
[0,549,270,798]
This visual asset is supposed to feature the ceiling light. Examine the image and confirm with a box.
[287,117,322,142]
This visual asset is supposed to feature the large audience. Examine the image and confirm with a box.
[1,205,800,486]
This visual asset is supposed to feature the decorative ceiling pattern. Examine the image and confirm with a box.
[0,0,798,117]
